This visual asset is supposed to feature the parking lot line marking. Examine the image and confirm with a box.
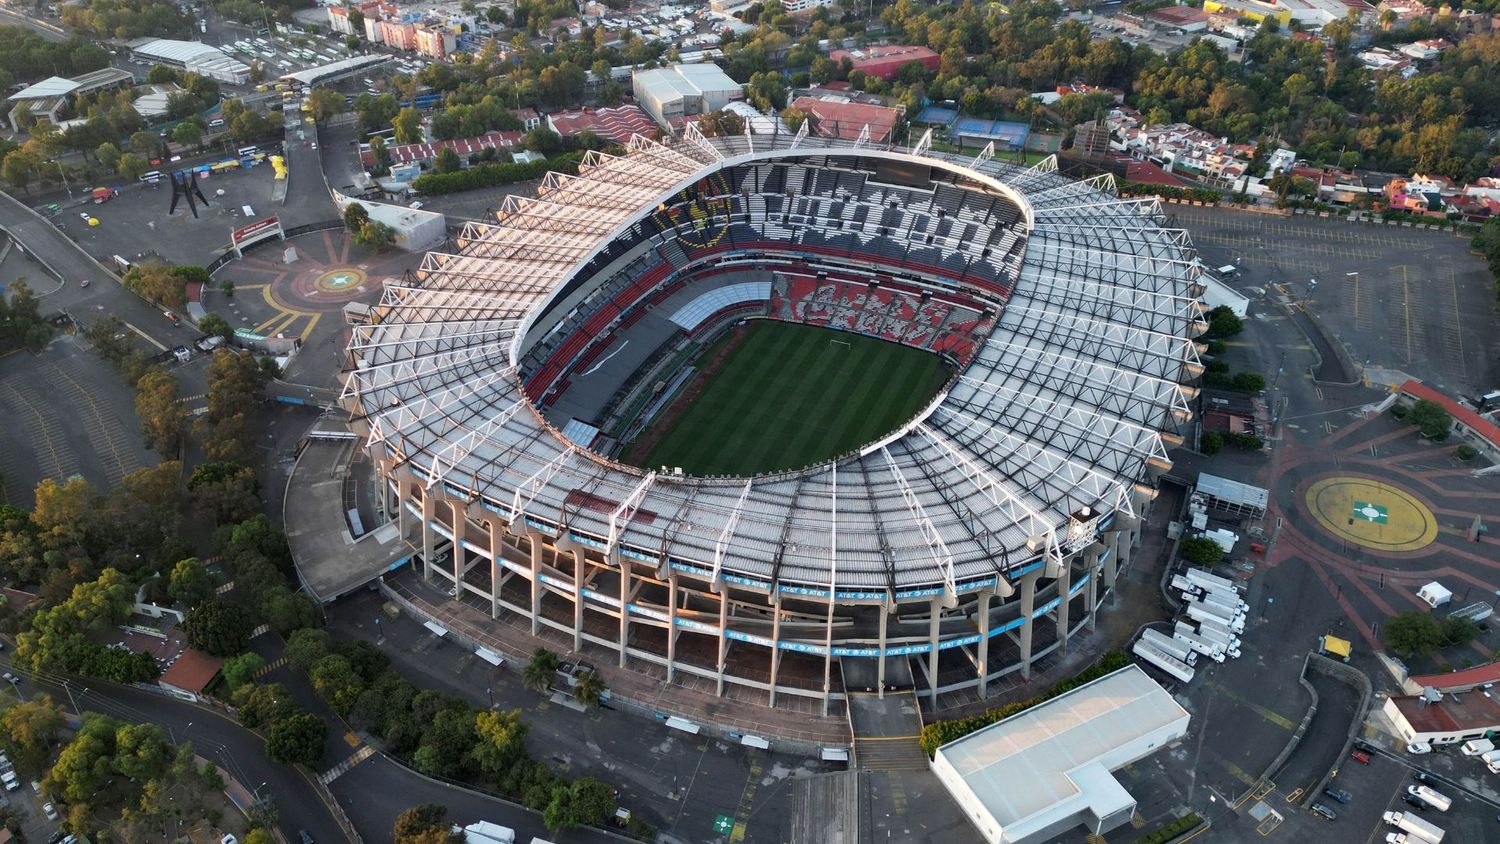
[121,321,167,352]
[1205,681,1298,731]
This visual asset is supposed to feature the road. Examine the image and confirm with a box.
[2,657,347,842]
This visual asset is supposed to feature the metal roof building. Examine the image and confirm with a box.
[332,129,1207,712]
[633,63,743,126]
[128,38,250,85]
[932,665,1189,843]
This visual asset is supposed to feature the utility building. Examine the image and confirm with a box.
[932,665,1190,844]
[633,64,742,127]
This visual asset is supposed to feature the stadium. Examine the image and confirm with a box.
[341,127,1206,714]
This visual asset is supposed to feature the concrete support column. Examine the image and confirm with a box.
[1018,570,1040,681]
[768,598,783,708]
[571,543,586,653]
[487,520,502,619]
[666,576,679,684]
[395,476,408,540]
[715,588,729,697]
[1084,546,1101,633]
[420,492,436,583]
[1055,558,1073,654]
[876,604,889,699]
[450,503,464,597]
[616,555,631,669]
[527,531,545,634]
[926,596,942,706]
[975,590,993,698]
[1103,532,1120,592]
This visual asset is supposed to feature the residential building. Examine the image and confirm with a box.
[790,95,903,143]
[5,67,133,132]
[414,23,456,58]
[379,19,418,51]
[327,4,356,34]
[360,130,524,168]
[1398,38,1452,60]
[933,666,1189,844]
[546,104,659,143]
[780,0,837,12]
[828,45,940,81]
[514,107,542,131]
[633,63,742,126]
[1266,148,1297,176]
[1107,109,1254,180]
[1358,47,1416,76]
[157,648,224,703]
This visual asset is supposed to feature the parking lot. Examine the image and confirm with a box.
[1171,206,1498,396]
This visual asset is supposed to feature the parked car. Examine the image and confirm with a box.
[1310,802,1337,820]
[1413,770,1437,785]
[1402,794,1428,811]
[1407,742,1432,754]
[1353,739,1379,754]
[41,802,57,821]
[1323,787,1352,804]
[1350,749,1372,764]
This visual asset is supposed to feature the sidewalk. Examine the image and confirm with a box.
[384,571,851,748]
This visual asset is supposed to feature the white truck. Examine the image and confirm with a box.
[1407,785,1451,812]
[1183,567,1239,594]
[454,821,517,844]
[1187,602,1245,632]
[1133,639,1195,683]
[1177,621,1241,658]
[1201,583,1249,610]
[1383,810,1445,843]
[1198,588,1247,614]
[1173,630,1226,662]
[1142,629,1199,665]
[1460,738,1494,756]
[1169,574,1202,597]
[1186,595,1243,625]
[1187,619,1239,649]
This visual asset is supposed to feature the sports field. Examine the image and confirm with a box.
[633,320,951,476]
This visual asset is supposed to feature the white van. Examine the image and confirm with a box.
[1461,738,1494,756]
[139,170,162,183]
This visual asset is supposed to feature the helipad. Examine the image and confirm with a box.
[1305,476,1437,552]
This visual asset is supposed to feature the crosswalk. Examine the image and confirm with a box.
[319,744,375,785]
[250,623,270,638]
[178,393,208,403]
[251,656,287,679]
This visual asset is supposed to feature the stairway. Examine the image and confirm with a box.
[853,734,929,771]
[848,690,929,772]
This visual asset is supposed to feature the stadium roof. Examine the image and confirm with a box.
[935,665,1189,840]
[345,132,1203,596]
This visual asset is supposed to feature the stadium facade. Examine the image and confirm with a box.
[342,128,1205,712]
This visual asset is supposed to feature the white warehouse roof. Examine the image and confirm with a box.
[933,665,1189,844]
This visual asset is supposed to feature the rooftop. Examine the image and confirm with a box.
[937,665,1188,834]
[158,647,224,694]
[1410,660,1500,693]
[791,96,902,142]
[1392,689,1500,734]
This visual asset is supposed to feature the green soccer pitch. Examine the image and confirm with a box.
[634,320,952,476]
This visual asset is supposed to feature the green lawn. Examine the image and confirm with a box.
[634,321,951,476]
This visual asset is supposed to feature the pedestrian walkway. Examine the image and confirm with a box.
[250,623,270,638]
[385,571,850,746]
[318,744,374,785]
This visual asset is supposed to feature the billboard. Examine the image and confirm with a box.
[232,215,282,245]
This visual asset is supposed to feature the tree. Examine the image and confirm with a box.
[266,711,326,767]
[1231,372,1265,393]
[572,670,605,707]
[135,368,184,455]
[285,627,332,672]
[95,141,122,171]
[523,127,562,155]
[354,220,397,252]
[183,599,252,656]
[221,652,266,690]
[261,585,320,635]
[231,682,295,729]
[188,460,260,526]
[348,8,365,31]
[1384,611,1445,658]
[129,130,160,156]
[198,312,233,340]
[2,150,37,192]
[568,777,616,826]
[342,202,370,231]
[310,654,365,716]
[195,349,269,463]
[172,121,203,149]
[307,87,346,124]
[394,804,461,844]
[434,146,461,173]
[522,648,559,693]
[244,830,275,844]
[168,557,216,608]
[469,709,528,777]
[1178,537,1225,566]
[121,261,189,309]
[393,107,423,144]
[1200,431,1224,455]
[1442,615,1480,648]
[1203,305,1243,339]
[1407,399,1453,440]
[0,695,64,771]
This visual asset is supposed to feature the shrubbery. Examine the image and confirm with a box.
[919,652,1130,755]
[1138,813,1203,844]
[1119,182,1222,204]
[411,152,583,195]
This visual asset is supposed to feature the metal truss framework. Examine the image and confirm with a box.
[346,134,1202,597]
